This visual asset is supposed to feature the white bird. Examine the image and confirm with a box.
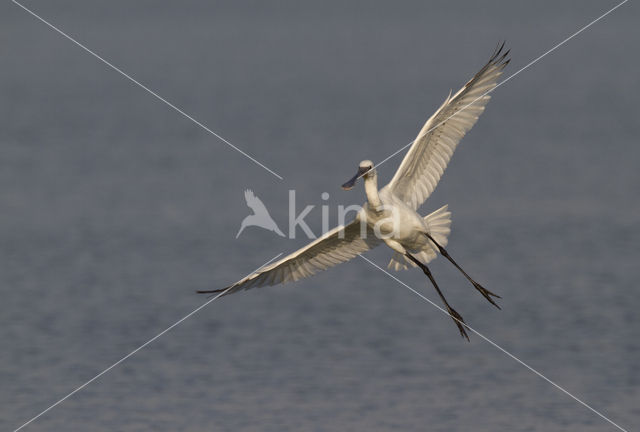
[199,44,510,340]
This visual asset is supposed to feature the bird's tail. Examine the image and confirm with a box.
[423,204,452,248]
[388,204,452,271]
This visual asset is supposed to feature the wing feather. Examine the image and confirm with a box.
[385,44,510,210]
[220,218,381,294]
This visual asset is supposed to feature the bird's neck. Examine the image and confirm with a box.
[364,174,382,210]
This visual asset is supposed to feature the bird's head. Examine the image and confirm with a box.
[341,160,375,190]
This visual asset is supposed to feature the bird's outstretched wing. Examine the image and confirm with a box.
[244,189,270,215]
[385,44,510,210]
[200,218,381,295]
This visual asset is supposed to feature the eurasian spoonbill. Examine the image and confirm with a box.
[199,44,510,340]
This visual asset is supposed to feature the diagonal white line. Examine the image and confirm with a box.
[12,253,283,432]
[371,0,629,175]
[11,0,284,180]
[358,254,629,432]
[9,0,631,431]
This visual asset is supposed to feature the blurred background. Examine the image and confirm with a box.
[1,0,638,430]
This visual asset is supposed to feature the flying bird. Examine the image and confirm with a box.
[236,189,285,238]
[200,44,510,340]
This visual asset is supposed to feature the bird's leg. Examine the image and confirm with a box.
[425,233,501,309]
[405,253,470,341]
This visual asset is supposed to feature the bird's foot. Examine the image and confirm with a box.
[471,281,501,309]
[446,306,470,341]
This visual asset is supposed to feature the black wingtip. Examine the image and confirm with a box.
[490,41,506,61]
[490,41,511,66]
[196,287,228,294]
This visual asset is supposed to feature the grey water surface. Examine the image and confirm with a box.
[1,1,639,430]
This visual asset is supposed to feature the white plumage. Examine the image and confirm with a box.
[201,44,509,338]
[386,47,509,210]
[226,222,381,294]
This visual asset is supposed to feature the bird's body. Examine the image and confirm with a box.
[359,174,439,255]
[200,44,511,339]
